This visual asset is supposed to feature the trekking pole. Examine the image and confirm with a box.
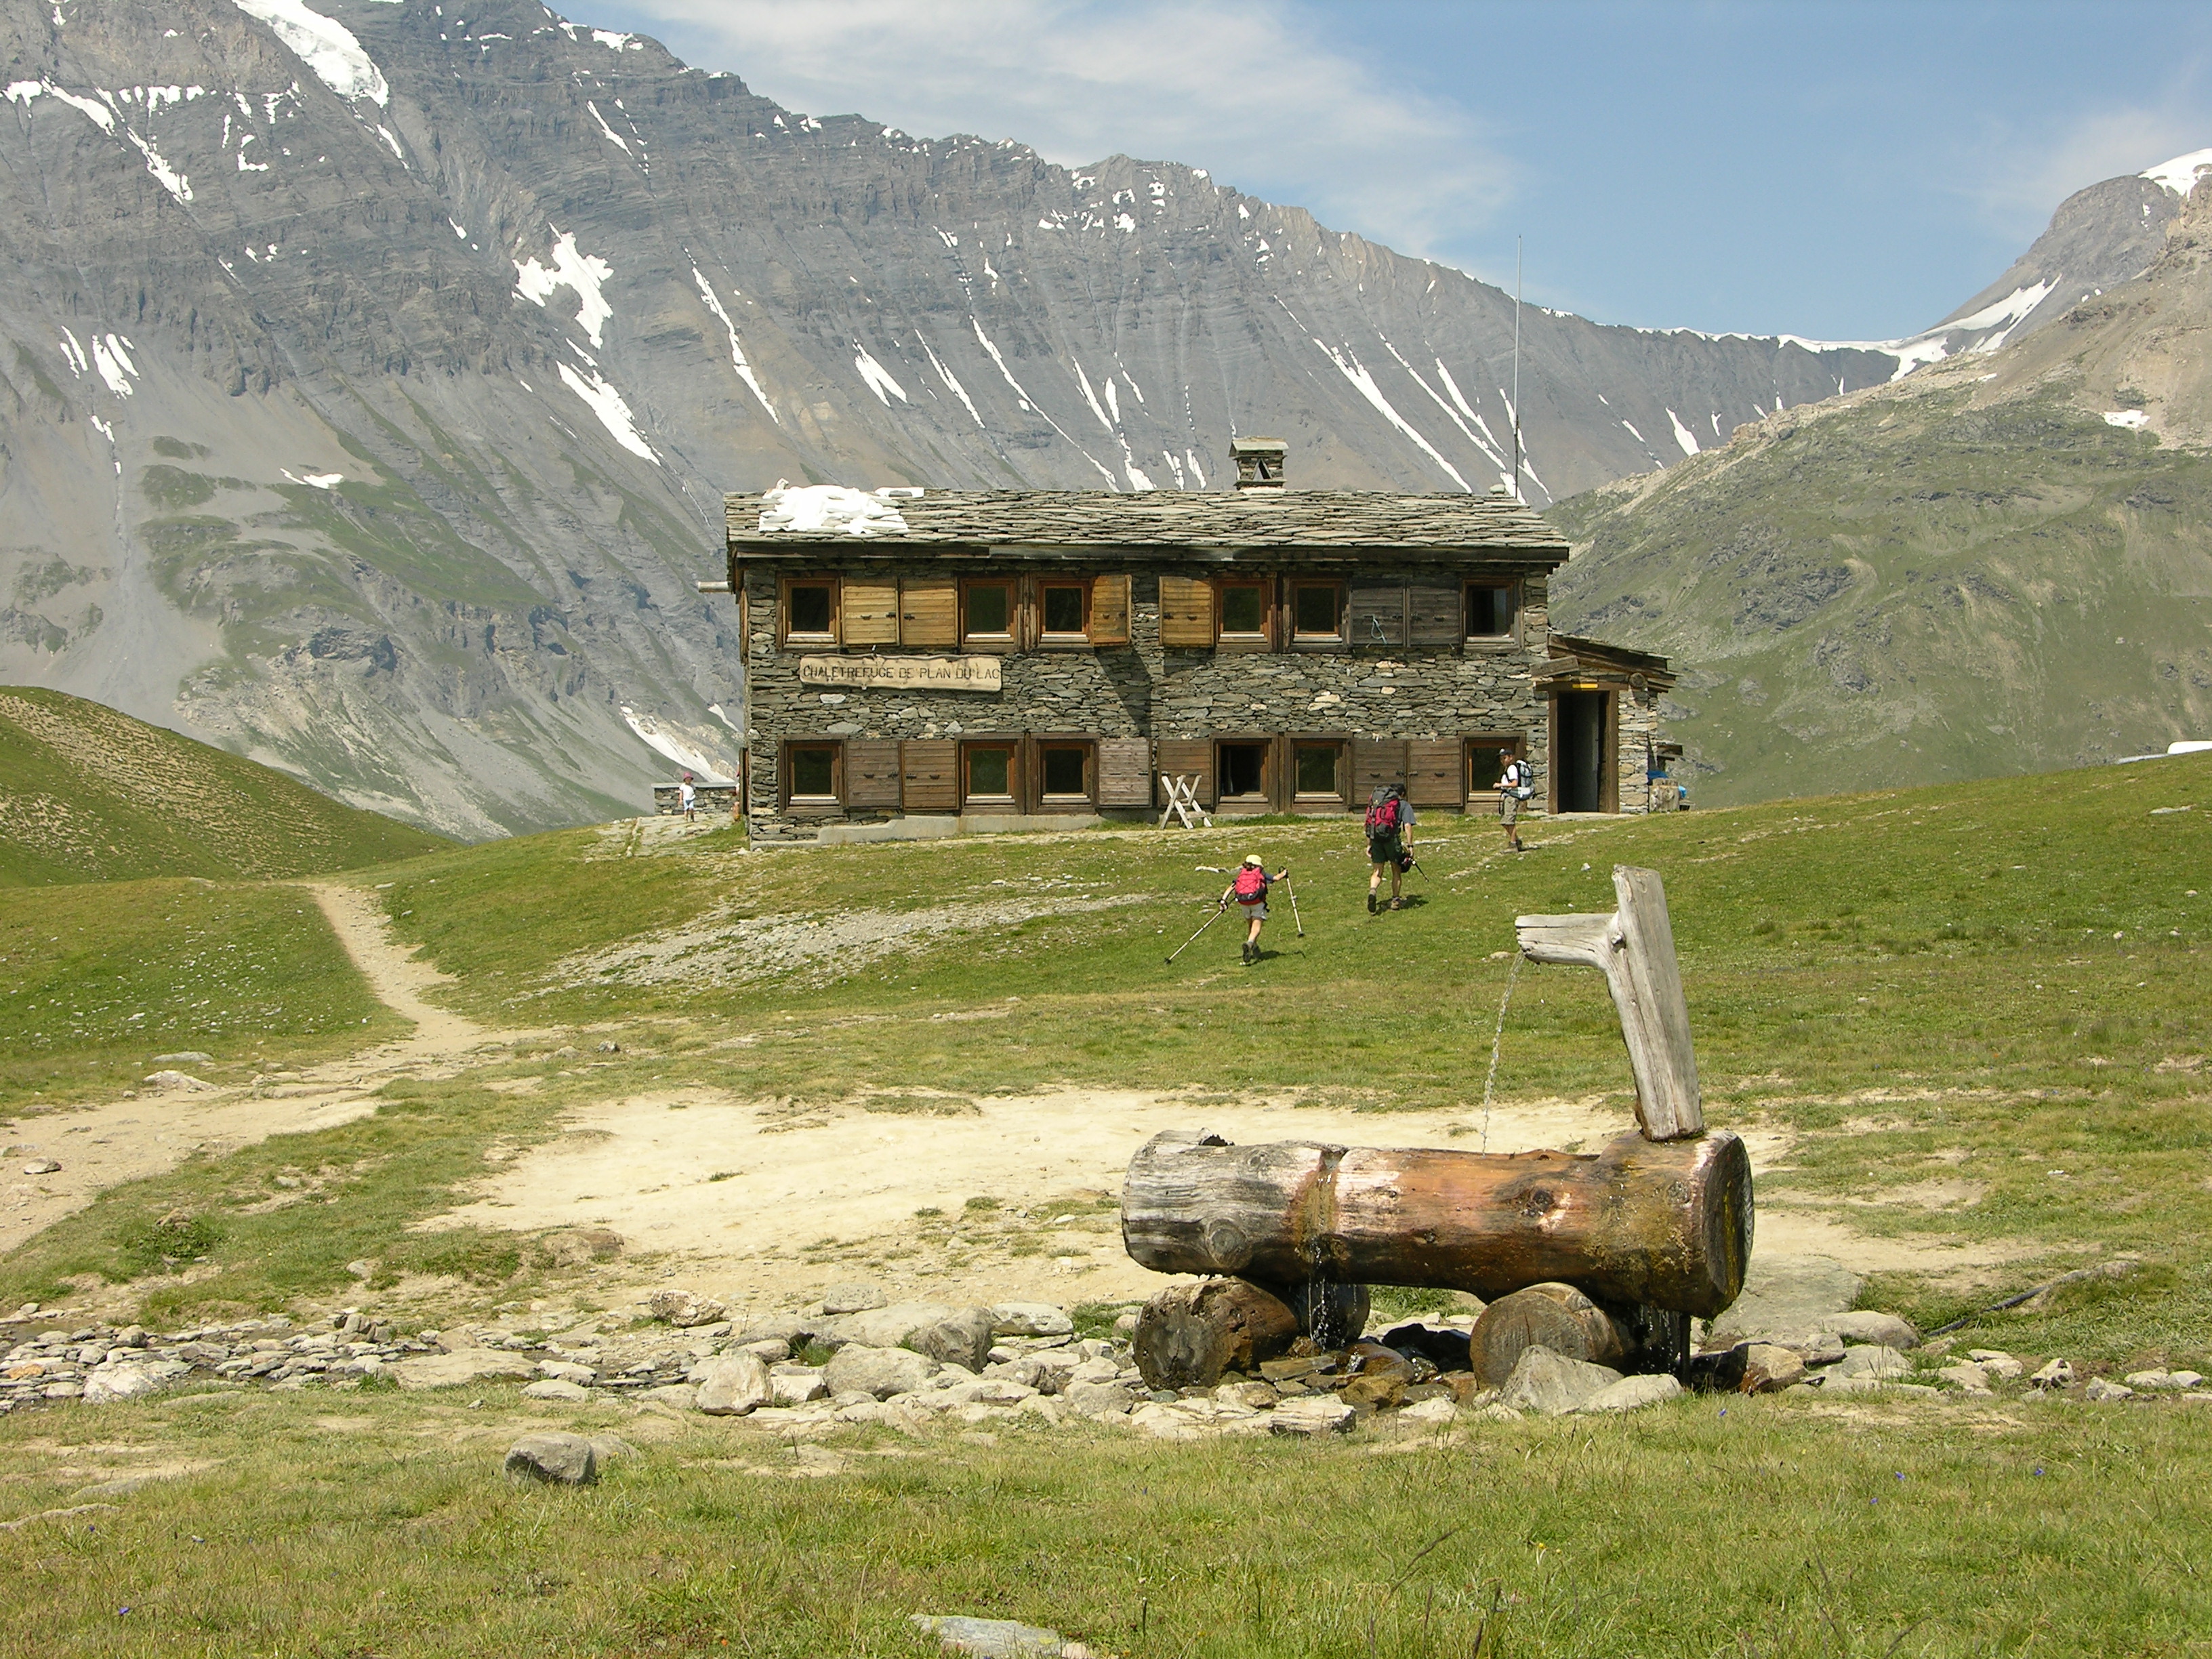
[1283,878,1306,938]
[1165,903,1227,965]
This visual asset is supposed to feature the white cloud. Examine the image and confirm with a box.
[1965,97,2211,231]
[601,0,1516,261]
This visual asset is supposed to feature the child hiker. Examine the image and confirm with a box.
[1364,783,1415,912]
[1221,854,1289,966]
[679,771,698,821]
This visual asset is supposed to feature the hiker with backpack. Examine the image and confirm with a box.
[1221,854,1290,966]
[1365,783,1416,912]
[1498,756,1534,852]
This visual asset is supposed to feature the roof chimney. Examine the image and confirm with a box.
[1230,437,1287,491]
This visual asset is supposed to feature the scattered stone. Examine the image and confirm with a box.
[1967,1349,2024,1378]
[1112,1311,1140,1337]
[823,1344,935,1400]
[1705,1255,1862,1347]
[1742,1344,1806,1393]
[1398,1396,1458,1425]
[522,1379,591,1403]
[821,1282,888,1315]
[1574,1374,1684,1414]
[1342,1371,1407,1410]
[1938,1363,1992,1395]
[912,1612,1069,1658]
[1822,1378,1940,1398]
[2085,1377,2135,1402]
[595,1041,621,1054]
[823,1302,954,1351]
[2125,1370,2201,1392]
[142,1071,213,1092]
[1215,1380,1277,1410]
[912,1307,997,1373]
[638,1385,699,1410]
[537,1361,598,1385]
[1829,1345,1911,1382]
[1830,1311,1919,1351]
[695,1354,773,1416]
[1498,1347,1624,1416]
[21,1159,60,1176]
[989,1303,1074,1338]
[81,1360,186,1405]
[1271,1396,1357,1436]
[647,1290,727,1328]
[2029,1359,2074,1390]
[1062,1380,1135,1418]
[770,1366,828,1406]
[152,1051,213,1063]
[391,1351,535,1391]
[2175,1371,2207,1389]
[504,1433,597,1486]
[738,1337,792,1363]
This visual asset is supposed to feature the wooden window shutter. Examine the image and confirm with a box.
[845,740,902,810]
[1088,573,1131,644]
[900,740,958,811]
[1352,739,1410,802]
[842,577,899,647]
[1347,581,1408,647]
[1158,576,1214,647]
[1406,739,1462,806]
[1096,737,1152,806]
[899,577,958,647]
[1153,738,1214,807]
[1407,581,1462,647]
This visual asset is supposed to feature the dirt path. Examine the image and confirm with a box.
[0,884,528,1260]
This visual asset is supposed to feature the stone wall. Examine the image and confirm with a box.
[740,562,1587,838]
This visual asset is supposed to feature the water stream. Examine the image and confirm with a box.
[1479,954,1521,1153]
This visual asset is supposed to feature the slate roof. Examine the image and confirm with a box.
[724,489,1570,559]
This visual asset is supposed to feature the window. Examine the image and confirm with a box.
[1467,738,1522,795]
[1217,581,1268,638]
[1466,581,1517,639]
[1294,742,1343,799]
[1040,581,1088,638]
[1039,741,1092,802]
[1291,581,1344,641]
[962,742,1017,804]
[1218,741,1269,800]
[962,580,1014,642]
[786,742,841,805]
[783,578,838,642]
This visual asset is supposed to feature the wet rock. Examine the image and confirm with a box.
[912,1307,996,1372]
[647,1290,726,1329]
[1271,1396,1356,1435]
[1381,1322,1473,1374]
[1830,1311,1919,1350]
[693,1354,773,1416]
[989,1303,1073,1338]
[823,1344,934,1401]
[504,1433,596,1486]
[821,1282,887,1315]
[1499,1347,1624,1416]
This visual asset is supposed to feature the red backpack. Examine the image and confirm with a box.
[1364,793,1401,835]
[1232,865,1269,903]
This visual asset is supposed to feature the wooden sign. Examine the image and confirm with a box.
[797,655,1001,692]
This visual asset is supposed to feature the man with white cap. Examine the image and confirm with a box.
[1218,853,1290,966]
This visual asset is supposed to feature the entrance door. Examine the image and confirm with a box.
[1553,691,1609,813]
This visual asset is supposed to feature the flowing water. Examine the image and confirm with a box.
[1479,954,1522,1153]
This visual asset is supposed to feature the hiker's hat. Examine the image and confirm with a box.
[1242,853,1263,867]
[682,771,695,781]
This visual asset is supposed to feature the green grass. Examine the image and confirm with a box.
[0,687,447,885]
[1,1387,2207,1657]
[0,878,408,1108]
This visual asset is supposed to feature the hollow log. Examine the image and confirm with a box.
[1467,1283,1635,1384]
[1121,1126,1753,1319]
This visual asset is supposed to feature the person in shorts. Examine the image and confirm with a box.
[1365,783,1416,912]
[1220,853,1288,966]
[1497,756,1530,853]
[679,771,697,821]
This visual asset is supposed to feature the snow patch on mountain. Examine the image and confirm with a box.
[853,343,908,405]
[690,267,777,422]
[556,362,655,460]
[2141,149,2212,195]
[514,230,615,346]
[621,706,733,781]
[230,1,390,107]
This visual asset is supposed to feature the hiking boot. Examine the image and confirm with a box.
[1242,942,1256,965]
[1367,891,1378,915]
[1389,897,1404,911]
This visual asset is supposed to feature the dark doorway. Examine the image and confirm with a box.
[1554,691,1608,813]
[1217,741,1269,803]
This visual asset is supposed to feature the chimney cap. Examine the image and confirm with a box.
[1230,436,1288,491]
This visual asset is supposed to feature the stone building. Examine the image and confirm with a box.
[717,445,1673,840]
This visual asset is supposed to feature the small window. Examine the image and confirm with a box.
[1217,581,1267,637]
[1292,581,1343,640]
[1294,743,1342,798]
[788,743,840,802]
[1467,582,1517,638]
[786,580,836,640]
[963,581,1014,640]
[1041,582,1088,637]
[963,743,1016,803]
[1467,739,1521,794]
[1040,743,1092,801]
[1218,741,1268,800]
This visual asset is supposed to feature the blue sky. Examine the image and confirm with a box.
[582,0,2212,340]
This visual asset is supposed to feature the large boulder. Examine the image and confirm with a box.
[821,1282,888,1315]
[1062,1380,1136,1418]
[823,1343,935,1400]
[504,1433,596,1486]
[1573,1374,1684,1414]
[695,1354,772,1416]
[1704,1256,1862,1347]
[912,1307,996,1372]
[392,1350,535,1391]
[1498,1347,1623,1416]
[1829,1345,1911,1381]
[819,1302,953,1351]
[989,1303,1073,1338]
[1830,1311,1919,1350]
[82,1359,188,1404]
[647,1290,727,1328]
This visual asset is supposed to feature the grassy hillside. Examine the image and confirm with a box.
[0,687,447,884]
[1549,184,2212,809]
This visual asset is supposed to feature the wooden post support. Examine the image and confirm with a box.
[1158,773,1211,829]
[1122,1126,1751,1318]
[1516,865,1703,1141]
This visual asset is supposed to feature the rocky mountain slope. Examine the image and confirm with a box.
[0,684,444,882]
[1549,172,2212,805]
[0,0,1944,836]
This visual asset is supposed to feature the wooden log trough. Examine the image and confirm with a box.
[1120,866,1757,1392]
